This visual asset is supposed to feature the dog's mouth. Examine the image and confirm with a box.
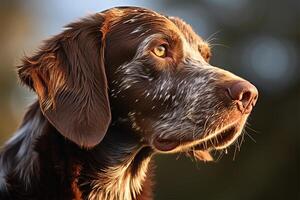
[193,125,239,151]
[153,120,244,158]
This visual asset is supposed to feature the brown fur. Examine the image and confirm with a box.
[0,6,258,200]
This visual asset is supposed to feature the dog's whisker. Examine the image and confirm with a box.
[205,30,222,44]
[216,150,224,162]
[236,137,241,152]
[245,131,257,143]
[233,143,238,161]
[245,124,260,134]
[208,43,230,48]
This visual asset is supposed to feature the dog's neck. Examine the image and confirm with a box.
[0,101,154,200]
[85,148,153,200]
[80,124,154,200]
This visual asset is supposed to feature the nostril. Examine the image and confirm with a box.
[241,90,252,106]
[227,81,258,113]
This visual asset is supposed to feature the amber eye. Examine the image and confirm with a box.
[153,45,167,58]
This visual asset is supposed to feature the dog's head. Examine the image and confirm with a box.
[18,7,258,159]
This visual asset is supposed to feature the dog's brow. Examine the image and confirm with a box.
[180,36,207,64]
[135,34,165,57]
[168,16,211,62]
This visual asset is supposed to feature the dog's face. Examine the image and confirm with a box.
[104,7,258,157]
[18,7,257,159]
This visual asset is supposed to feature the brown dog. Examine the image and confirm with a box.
[0,6,258,200]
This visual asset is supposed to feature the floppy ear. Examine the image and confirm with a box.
[18,14,111,148]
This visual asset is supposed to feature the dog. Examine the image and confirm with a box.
[0,6,258,200]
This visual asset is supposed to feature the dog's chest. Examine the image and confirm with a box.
[88,156,151,200]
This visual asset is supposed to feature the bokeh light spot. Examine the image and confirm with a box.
[242,36,297,93]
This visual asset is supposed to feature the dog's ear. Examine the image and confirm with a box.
[18,14,111,148]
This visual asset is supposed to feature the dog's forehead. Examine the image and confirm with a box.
[117,8,208,60]
[167,16,210,61]
[104,7,192,39]
[168,17,204,45]
[103,7,209,63]
[110,7,179,35]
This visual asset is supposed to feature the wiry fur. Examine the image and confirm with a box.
[88,150,152,200]
[0,6,257,200]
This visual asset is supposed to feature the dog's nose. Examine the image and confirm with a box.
[227,81,258,114]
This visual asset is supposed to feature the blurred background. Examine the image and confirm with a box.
[0,0,299,199]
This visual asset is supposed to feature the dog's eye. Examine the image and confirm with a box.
[153,45,167,58]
